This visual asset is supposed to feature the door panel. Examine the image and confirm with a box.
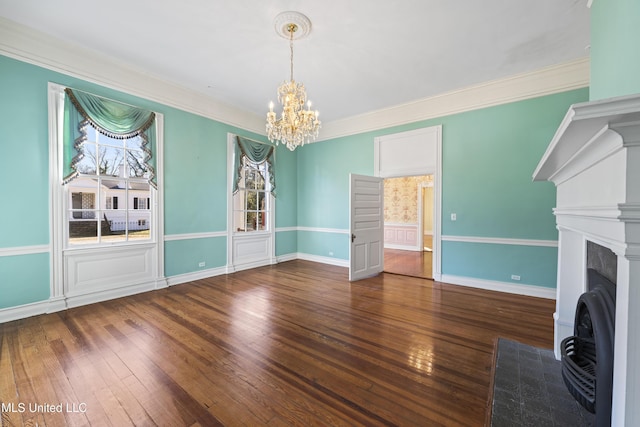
[349,174,384,281]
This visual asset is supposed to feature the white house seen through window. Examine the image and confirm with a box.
[67,125,152,244]
[233,157,269,232]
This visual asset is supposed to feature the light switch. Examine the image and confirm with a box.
[451,213,457,221]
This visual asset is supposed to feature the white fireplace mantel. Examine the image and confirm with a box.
[534,93,640,427]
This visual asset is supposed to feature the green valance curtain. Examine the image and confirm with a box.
[62,88,157,188]
[233,136,276,197]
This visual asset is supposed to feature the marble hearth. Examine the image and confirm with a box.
[533,94,640,426]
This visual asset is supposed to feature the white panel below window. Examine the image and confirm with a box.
[65,244,155,296]
[232,233,273,269]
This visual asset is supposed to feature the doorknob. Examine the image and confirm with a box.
[351,233,356,243]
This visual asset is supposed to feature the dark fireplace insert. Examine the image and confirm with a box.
[561,268,616,427]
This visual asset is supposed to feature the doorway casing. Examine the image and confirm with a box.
[374,125,442,280]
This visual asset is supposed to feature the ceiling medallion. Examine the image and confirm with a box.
[266,11,320,151]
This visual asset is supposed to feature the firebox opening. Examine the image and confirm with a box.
[560,240,617,426]
[586,241,617,290]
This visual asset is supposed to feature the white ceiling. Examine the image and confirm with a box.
[0,0,590,123]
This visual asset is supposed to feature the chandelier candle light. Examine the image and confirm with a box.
[266,12,321,151]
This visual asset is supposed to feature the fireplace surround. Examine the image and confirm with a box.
[533,93,640,426]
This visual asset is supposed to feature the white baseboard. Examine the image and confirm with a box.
[440,274,557,299]
[296,252,350,268]
[226,258,278,274]
[276,253,298,263]
[0,300,51,323]
[0,279,167,323]
[64,280,163,309]
[166,266,227,286]
[384,244,421,251]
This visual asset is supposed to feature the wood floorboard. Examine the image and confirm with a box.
[0,260,555,426]
[384,248,432,279]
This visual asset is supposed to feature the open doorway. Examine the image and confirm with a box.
[383,175,434,279]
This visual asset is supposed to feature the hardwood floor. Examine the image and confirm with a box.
[384,249,432,279]
[0,260,555,426]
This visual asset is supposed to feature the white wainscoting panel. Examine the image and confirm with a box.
[384,223,420,250]
[65,244,156,298]
[232,233,274,271]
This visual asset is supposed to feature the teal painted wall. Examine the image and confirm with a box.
[440,94,569,240]
[590,0,640,100]
[276,230,297,257]
[0,55,51,248]
[274,141,298,257]
[295,133,373,261]
[441,241,558,288]
[0,253,50,309]
[297,133,375,229]
[163,110,229,235]
[298,230,349,260]
[296,88,589,287]
[164,237,227,277]
[274,144,298,228]
[0,54,297,308]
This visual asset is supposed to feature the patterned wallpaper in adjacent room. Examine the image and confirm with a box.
[384,175,432,223]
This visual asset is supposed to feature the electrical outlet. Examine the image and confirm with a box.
[198,261,206,268]
[511,274,521,281]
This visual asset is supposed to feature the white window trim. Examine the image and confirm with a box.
[233,157,270,233]
[226,133,276,273]
[48,82,166,309]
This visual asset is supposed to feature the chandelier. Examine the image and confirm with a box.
[266,12,321,151]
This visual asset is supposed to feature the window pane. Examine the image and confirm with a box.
[257,191,266,210]
[233,210,245,232]
[68,218,98,244]
[246,169,256,189]
[107,216,128,234]
[126,136,145,151]
[128,210,150,240]
[101,211,126,243]
[99,133,125,149]
[257,212,268,231]
[256,171,265,190]
[77,142,97,174]
[131,184,150,207]
[102,179,123,194]
[127,150,149,178]
[246,211,257,231]
[247,190,257,211]
[232,154,270,234]
[100,146,125,176]
[65,124,155,247]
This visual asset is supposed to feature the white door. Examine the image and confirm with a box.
[349,174,384,281]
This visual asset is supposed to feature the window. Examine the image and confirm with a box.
[67,125,151,244]
[133,197,150,210]
[233,156,269,232]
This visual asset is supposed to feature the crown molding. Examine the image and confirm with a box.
[318,57,590,141]
[0,17,265,135]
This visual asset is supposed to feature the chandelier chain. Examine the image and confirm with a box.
[289,24,295,81]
